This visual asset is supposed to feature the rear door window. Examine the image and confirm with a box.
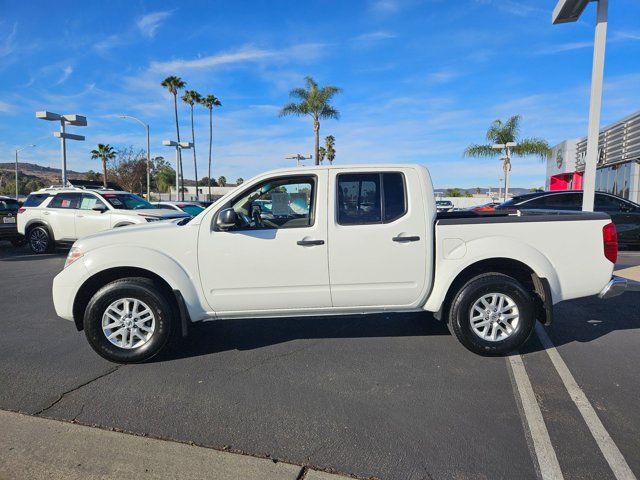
[80,193,107,210]
[48,193,81,209]
[337,172,407,225]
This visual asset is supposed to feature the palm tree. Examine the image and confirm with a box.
[279,76,341,165]
[464,115,550,200]
[217,175,227,187]
[318,146,326,164]
[199,94,222,201]
[161,76,186,199]
[236,177,244,185]
[182,89,202,200]
[90,144,116,188]
[325,135,336,164]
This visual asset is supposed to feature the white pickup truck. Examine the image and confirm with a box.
[52,164,630,363]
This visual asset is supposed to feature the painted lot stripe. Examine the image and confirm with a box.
[535,323,637,480]
[508,354,564,480]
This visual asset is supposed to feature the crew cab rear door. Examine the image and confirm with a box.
[328,168,429,308]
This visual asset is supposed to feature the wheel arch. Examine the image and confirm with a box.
[433,257,555,326]
[25,219,55,241]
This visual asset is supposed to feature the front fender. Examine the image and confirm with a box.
[81,245,209,322]
[424,236,561,312]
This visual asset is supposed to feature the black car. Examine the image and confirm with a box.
[496,190,640,249]
[0,196,24,246]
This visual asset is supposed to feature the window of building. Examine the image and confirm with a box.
[337,172,407,225]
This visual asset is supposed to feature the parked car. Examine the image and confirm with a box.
[52,164,632,363]
[0,195,24,246]
[496,190,640,250]
[152,201,205,217]
[468,201,501,213]
[18,187,189,254]
[436,200,454,212]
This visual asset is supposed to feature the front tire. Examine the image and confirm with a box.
[27,226,53,254]
[83,278,173,363]
[448,273,535,356]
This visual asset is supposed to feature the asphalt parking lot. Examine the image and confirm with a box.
[1,242,639,480]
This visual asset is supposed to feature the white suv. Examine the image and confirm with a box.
[17,187,189,254]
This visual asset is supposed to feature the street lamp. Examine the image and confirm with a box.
[286,153,313,167]
[163,140,192,201]
[15,144,37,199]
[553,0,608,211]
[120,114,151,199]
[35,111,86,186]
[492,142,516,202]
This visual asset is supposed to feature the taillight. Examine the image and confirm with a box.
[17,208,25,214]
[603,222,618,264]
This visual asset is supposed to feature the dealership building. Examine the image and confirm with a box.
[546,110,640,203]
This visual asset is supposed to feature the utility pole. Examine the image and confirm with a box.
[163,140,192,201]
[285,153,312,167]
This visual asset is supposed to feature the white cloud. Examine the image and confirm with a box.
[370,0,400,14]
[536,41,592,55]
[136,11,173,38]
[351,31,396,47]
[0,22,17,57]
[56,65,73,85]
[0,100,14,113]
[427,69,459,84]
[94,34,127,53]
[149,43,327,73]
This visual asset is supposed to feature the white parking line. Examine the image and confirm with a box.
[535,323,637,480]
[508,354,564,480]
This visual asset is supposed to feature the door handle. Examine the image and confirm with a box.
[392,235,420,243]
[297,239,325,246]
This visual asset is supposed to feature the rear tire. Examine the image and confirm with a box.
[27,226,53,254]
[448,273,535,356]
[83,278,173,363]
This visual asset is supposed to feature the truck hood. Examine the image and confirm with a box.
[116,208,190,220]
[74,219,189,251]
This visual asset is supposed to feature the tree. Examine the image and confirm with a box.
[90,144,116,188]
[446,188,462,197]
[182,89,202,200]
[318,146,326,164]
[325,135,336,164]
[199,94,222,201]
[161,75,186,199]
[236,177,244,185]
[109,146,147,193]
[279,76,341,165]
[217,175,227,187]
[464,115,550,194]
[156,166,176,197]
[475,187,482,195]
[86,170,101,181]
[200,176,217,187]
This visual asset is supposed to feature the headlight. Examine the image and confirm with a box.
[65,247,84,268]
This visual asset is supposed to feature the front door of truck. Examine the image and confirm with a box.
[198,171,332,314]
[327,168,429,308]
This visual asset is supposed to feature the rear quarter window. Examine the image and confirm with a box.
[23,194,50,207]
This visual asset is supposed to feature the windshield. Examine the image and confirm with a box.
[101,193,155,210]
[180,204,205,216]
[0,199,20,211]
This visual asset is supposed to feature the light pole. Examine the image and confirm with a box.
[553,0,608,211]
[15,144,37,199]
[163,140,192,201]
[286,153,313,167]
[492,142,516,202]
[35,111,86,186]
[120,114,151,199]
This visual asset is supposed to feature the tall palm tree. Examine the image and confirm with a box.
[90,144,116,188]
[325,135,336,164]
[161,76,186,199]
[279,76,341,165]
[464,115,550,199]
[318,146,326,164]
[182,89,202,200]
[199,94,222,201]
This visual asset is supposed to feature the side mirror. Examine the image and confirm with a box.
[216,208,238,230]
[92,204,107,213]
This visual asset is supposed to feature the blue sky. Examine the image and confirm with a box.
[1,0,639,188]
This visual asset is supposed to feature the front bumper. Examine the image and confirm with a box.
[598,276,640,300]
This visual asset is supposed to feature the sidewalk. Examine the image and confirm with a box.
[0,410,348,480]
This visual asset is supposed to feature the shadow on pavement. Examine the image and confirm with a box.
[157,311,449,362]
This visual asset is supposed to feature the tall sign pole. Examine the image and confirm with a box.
[36,112,86,186]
